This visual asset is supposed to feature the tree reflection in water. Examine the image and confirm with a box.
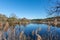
[0,23,60,40]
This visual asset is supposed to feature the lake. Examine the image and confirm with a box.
[14,23,60,40]
[2,24,60,40]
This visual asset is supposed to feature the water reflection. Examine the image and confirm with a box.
[0,24,60,40]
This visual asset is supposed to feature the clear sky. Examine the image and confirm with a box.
[0,0,51,19]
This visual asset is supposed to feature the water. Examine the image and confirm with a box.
[3,24,60,40]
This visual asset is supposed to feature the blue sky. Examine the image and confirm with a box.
[0,0,51,19]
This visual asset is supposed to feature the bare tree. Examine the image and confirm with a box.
[48,0,60,17]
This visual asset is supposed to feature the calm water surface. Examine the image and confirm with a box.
[4,24,60,40]
[14,24,60,40]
